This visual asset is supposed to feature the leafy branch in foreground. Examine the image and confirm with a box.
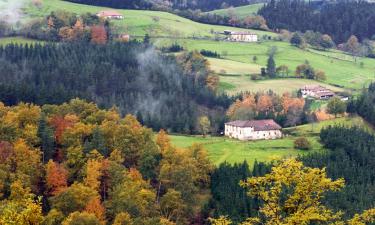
[210,159,375,225]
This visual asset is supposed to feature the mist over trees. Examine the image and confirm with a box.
[0,42,231,133]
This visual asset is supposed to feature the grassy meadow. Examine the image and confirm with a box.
[206,3,264,19]
[23,0,274,38]
[170,116,369,166]
[218,76,344,95]
[0,37,44,45]
[157,39,375,90]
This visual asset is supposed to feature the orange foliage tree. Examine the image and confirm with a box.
[91,25,107,45]
[46,160,68,195]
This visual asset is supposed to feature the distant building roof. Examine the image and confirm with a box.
[230,31,257,35]
[224,30,257,35]
[97,10,123,17]
[225,119,282,131]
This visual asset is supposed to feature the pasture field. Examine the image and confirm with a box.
[207,57,261,75]
[0,37,44,45]
[206,3,264,19]
[23,0,274,38]
[157,39,375,90]
[170,116,369,166]
[218,76,344,95]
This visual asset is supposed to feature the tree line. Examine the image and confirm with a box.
[347,82,375,126]
[64,0,259,11]
[0,41,231,134]
[259,0,375,43]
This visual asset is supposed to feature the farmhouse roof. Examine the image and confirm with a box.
[97,10,123,17]
[315,91,335,98]
[225,119,282,131]
[230,31,257,35]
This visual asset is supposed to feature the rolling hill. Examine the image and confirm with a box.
[206,3,264,19]
[15,0,375,93]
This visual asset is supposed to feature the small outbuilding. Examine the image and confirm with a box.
[96,11,124,20]
[225,119,282,141]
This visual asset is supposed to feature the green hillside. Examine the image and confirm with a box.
[19,0,375,92]
[156,39,375,90]
[23,0,273,38]
[206,3,264,19]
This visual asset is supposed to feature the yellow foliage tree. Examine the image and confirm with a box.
[211,159,375,225]
[0,180,44,225]
[84,159,103,192]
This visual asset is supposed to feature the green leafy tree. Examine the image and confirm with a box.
[327,96,347,117]
[290,32,304,47]
[198,116,211,137]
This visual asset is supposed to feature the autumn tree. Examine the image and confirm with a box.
[239,159,345,224]
[91,25,107,44]
[113,212,133,225]
[50,182,97,216]
[315,70,327,81]
[46,160,68,196]
[346,35,360,58]
[84,159,103,192]
[62,211,101,225]
[212,159,375,225]
[156,129,172,153]
[160,189,187,224]
[84,196,106,223]
[0,180,44,225]
[257,95,273,113]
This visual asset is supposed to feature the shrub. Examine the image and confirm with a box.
[294,137,311,150]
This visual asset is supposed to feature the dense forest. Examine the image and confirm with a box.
[64,0,259,11]
[0,100,213,224]
[0,42,231,133]
[209,125,375,222]
[348,82,375,126]
[259,0,375,43]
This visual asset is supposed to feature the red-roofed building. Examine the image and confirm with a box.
[224,119,282,140]
[96,11,124,20]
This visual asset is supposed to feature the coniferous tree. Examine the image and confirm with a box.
[37,113,55,163]
[266,55,276,78]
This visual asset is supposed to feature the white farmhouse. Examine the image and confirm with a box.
[225,30,258,42]
[300,85,334,100]
[225,119,282,141]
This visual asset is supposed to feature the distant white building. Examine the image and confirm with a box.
[224,30,258,42]
[225,119,282,141]
[96,11,124,20]
[300,85,335,100]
